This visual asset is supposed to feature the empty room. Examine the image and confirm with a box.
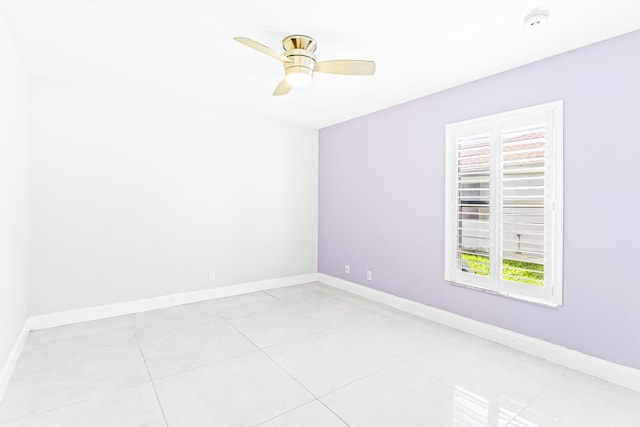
[1,1,639,426]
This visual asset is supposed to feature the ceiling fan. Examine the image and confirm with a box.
[233,35,376,96]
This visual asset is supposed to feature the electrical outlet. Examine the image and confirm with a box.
[366,270,373,281]
[208,270,216,281]
[345,264,350,274]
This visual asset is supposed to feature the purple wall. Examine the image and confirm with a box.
[319,30,640,370]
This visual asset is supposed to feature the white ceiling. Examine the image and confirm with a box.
[1,0,639,128]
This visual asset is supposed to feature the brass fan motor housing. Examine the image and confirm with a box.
[282,35,317,83]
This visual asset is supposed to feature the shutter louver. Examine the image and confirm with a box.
[456,134,491,276]
[501,125,546,287]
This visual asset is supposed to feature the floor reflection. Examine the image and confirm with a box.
[453,385,539,426]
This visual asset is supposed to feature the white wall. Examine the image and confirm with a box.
[0,13,30,373]
[29,78,318,314]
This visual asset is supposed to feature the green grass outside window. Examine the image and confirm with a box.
[461,253,544,286]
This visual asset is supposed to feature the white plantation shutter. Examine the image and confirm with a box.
[445,101,563,306]
[456,134,491,275]
[501,124,546,287]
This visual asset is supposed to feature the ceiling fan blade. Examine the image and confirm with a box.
[273,79,293,96]
[233,37,292,63]
[315,60,376,75]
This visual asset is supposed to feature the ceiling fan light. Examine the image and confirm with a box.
[285,67,313,87]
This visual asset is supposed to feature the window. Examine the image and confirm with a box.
[445,101,563,306]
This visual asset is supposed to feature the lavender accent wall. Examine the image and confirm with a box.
[319,30,640,370]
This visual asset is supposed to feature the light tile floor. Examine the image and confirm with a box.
[1,282,639,426]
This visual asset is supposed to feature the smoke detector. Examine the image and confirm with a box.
[524,8,550,27]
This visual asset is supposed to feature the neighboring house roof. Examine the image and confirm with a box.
[459,132,545,167]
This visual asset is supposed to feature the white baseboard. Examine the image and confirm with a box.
[318,273,640,392]
[0,322,29,403]
[28,273,319,331]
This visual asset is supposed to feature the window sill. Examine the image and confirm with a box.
[446,280,562,309]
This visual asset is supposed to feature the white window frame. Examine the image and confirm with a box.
[444,101,563,306]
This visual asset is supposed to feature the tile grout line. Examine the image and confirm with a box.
[259,348,319,399]
[0,327,150,426]
[218,304,345,426]
[149,381,169,427]
[132,303,266,382]
[134,333,169,427]
[317,399,351,427]
[250,400,325,427]
[220,288,416,426]
[503,366,568,426]
[218,307,321,399]
[154,297,325,425]
[259,338,404,427]
[0,381,152,427]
